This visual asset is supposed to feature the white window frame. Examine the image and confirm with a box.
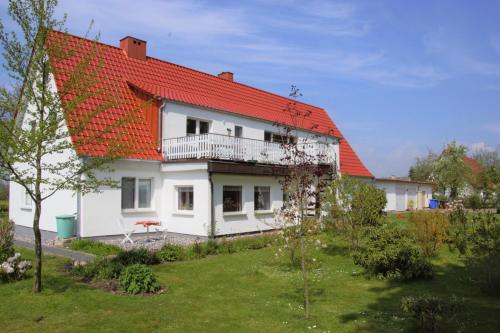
[175,185,194,215]
[187,118,211,136]
[254,186,272,214]
[121,177,154,212]
[21,186,33,210]
[222,185,246,216]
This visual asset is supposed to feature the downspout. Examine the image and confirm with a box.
[157,100,166,152]
[209,170,215,240]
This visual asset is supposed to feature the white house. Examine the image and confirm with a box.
[9,32,373,239]
[375,177,433,211]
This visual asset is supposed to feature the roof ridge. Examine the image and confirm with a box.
[51,29,326,112]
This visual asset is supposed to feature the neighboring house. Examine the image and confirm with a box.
[375,177,433,211]
[9,32,372,238]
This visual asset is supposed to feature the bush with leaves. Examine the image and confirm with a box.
[71,257,124,281]
[353,227,434,280]
[0,218,15,263]
[114,248,160,266]
[325,176,387,249]
[158,244,185,262]
[119,264,161,294]
[466,212,500,295]
[447,200,469,255]
[401,294,466,333]
[464,193,482,210]
[409,211,449,257]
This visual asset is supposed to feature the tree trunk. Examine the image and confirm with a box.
[300,236,309,319]
[32,200,42,292]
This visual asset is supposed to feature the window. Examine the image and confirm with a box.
[138,179,152,208]
[264,131,272,142]
[121,177,152,210]
[223,186,242,212]
[187,118,210,135]
[121,178,135,209]
[200,121,209,134]
[254,186,271,211]
[264,131,295,144]
[177,186,194,211]
[235,126,243,138]
[23,187,32,208]
[186,119,197,135]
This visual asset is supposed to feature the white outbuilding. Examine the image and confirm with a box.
[375,177,433,211]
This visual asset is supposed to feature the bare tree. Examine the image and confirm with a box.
[273,86,337,319]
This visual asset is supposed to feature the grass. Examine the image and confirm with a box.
[1,234,499,332]
[67,239,121,257]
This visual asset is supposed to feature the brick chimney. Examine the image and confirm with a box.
[120,36,147,61]
[218,71,234,81]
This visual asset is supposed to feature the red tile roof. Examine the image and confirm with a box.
[463,156,482,174]
[48,30,373,177]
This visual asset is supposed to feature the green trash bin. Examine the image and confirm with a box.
[56,214,76,238]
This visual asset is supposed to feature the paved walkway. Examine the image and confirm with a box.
[14,240,95,262]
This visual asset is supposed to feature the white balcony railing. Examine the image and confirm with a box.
[163,133,336,165]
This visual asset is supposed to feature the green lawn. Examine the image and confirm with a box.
[1,236,499,332]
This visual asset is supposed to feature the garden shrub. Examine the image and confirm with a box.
[447,200,469,255]
[0,200,8,212]
[119,264,161,294]
[205,239,219,255]
[401,294,465,333]
[0,253,32,283]
[68,239,120,256]
[353,227,434,280]
[0,218,15,262]
[158,244,185,262]
[409,211,449,257]
[71,257,123,281]
[464,193,482,210]
[466,212,500,295]
[115,248,160,266]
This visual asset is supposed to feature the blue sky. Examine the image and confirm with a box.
[1,0,499,176]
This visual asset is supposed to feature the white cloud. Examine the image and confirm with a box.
[469,142,495,153]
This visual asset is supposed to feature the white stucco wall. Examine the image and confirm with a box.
[80,160,163,237]
[375,180,433,211]
[9,75,78,233]
[211,173,282,236]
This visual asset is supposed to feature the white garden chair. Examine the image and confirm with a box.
[118,219,135,245]
[154,223,169,241]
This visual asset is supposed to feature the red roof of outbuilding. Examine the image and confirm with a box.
[463,156,482,174]
[48,30,373,177]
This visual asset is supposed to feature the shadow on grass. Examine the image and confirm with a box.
[339,261,500,332]
[322,243,351,257]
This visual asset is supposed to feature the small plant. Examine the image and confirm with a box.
[0,200,8,212]
[353,227,434,280]
[158,244,185,262]
[0,218,15,263]
[408,199,415,211]
[71,257,124,281]
[0,253,32,283]
[401,294,465,333]
[189,238,206,259]
[115,248,160,266]
[447,200,469,255]
[409,211,449,257]
[119,264,161,294]
[68,239,121,257]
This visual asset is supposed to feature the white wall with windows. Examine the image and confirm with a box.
[80,160,163,237]
[212,174,282,235]
[161,162,211,236]
[162,101,339,146]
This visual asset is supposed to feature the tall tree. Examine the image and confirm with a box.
[408,150,438,182]
[433,141,472,199]
[0,0,139,292]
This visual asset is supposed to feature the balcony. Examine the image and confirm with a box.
[162,133,336,165]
